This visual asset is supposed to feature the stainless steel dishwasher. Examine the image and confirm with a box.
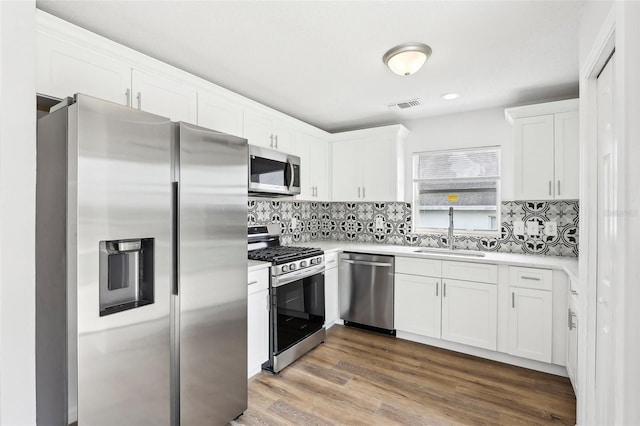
[339,252,395,335]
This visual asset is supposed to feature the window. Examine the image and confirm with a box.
[412,147,501,234]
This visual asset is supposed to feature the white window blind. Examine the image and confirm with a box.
[414,148,500,180]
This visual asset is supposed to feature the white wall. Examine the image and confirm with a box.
[402,107,514,202]
[578,0,614,69]
[0,1,37,424]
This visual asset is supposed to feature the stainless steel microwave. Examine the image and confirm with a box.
[248,145,301,197]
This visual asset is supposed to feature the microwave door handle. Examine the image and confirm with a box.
[287,160,295,190]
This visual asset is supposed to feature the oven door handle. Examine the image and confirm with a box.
[273,264,325,288]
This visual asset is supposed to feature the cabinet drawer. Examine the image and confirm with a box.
[325,252,339,270]
[395,256,442,277]
[248,268,269,295]
[509,266,552,290]
[442,261,497,284]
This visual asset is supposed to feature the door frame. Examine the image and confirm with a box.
[579,6,615,426]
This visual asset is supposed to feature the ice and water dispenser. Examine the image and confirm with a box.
[99,238,154,316]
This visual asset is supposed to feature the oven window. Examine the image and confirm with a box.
[250,156,288,186]
[274,273,325,354]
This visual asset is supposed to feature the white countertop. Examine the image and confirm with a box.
[248,259,271,273]
[289,241,579,281]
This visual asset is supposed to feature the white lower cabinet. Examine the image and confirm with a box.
[324,252,340,327]
[566,287,578,392]
[507,266,553,363]
[508,287,552,362]
[247,268,269,378]
[394,274,441,338]
[441,278,498,351]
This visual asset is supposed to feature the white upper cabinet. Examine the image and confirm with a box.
[331,125,408,202]
[296,131,329,200]
[37,20,131,105]
[197,89,244,138]
[506,99,579,200]
[244,107,295,153]
[131,69,197,124]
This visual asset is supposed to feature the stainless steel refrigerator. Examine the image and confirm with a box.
[35,94,248,425]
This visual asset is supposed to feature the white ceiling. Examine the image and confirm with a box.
[36,1,582,132]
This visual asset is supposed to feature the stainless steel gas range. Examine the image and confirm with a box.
[248,225,325,373]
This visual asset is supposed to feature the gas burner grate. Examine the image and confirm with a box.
[248,246,323,264]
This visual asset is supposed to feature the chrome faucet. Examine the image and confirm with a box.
[448,207,455,250]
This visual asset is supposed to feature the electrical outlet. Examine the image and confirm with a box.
[291,217,298,230]
[513,221,525,236]
[544,221,558,237]
[375,217,384,230]
[526,221,539,236]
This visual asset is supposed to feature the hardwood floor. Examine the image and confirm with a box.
[234,325,576,425]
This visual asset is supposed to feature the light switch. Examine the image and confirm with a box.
[513,221,525,236]
[291,217,298,230]
[375,217,384,230]
[544,221,558,237]
[526,221,539,236]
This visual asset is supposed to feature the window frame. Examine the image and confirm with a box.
[411,146,501,236]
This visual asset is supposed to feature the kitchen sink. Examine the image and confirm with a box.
[414,248,486,257]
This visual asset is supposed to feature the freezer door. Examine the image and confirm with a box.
[177,122,248,423]
[74,94,173,425]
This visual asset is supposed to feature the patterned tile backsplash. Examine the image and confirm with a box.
[247,199,579,257]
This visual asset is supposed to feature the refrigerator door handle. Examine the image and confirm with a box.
[171,181,179,295]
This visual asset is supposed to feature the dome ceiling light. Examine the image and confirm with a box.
[383,42,432,76]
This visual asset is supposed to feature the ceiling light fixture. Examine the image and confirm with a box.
[383,42,432,76]
[441,93,460,100]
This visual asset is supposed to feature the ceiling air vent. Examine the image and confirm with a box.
[388,98,421,110]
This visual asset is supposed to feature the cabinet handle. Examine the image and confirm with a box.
[557,180,561,196]
[512,292,515,308]
[548,180,552,196]
[358,187,361,198]
[274,134,279,149]
[436,282,439,297]
[266,292,271,311]
[248,280,258,286]
[136,92,142,110]
[570,289,578,295]
[443,282,446,297]
[269,134,274,148]
[125,88,131,107]
[521,275,541,281]
[363,187,366,198]
[314,186,318,197]
[568,308,576,330]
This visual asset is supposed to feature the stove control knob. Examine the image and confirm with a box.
[281,265,289,273]
[300,260,307,268]
[289,263,297,271]
[310,258,317,265]
[316,256,323,264]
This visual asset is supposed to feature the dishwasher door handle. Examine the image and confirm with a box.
[342,259,392,267]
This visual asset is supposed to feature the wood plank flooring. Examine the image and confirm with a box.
[234,325,576,425]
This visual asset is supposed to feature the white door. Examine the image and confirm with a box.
[394,274,441,338]
[595,53,615,425]
[513,115,555,200]
[131,69,197,123]
[507,287,552,362]
[197,90,243,137]
[441,279,497,350]
[331,140,361,201]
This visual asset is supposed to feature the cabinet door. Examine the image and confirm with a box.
[324,266,339,328]
[554,111,580,199]
[362,136,396,201]
[247,270,269,378]
[566,307,578,392]
[331,141,362,201]
[244,108,274,148]
[297,132,328,200]
[37,31,131,105]
[197,90,243,137]
[514,115,555,200]
[507,287,552,362]
[131,69,197,123]
[441,279,497,350]
[272,121,296,153]
[395,274,441,338]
